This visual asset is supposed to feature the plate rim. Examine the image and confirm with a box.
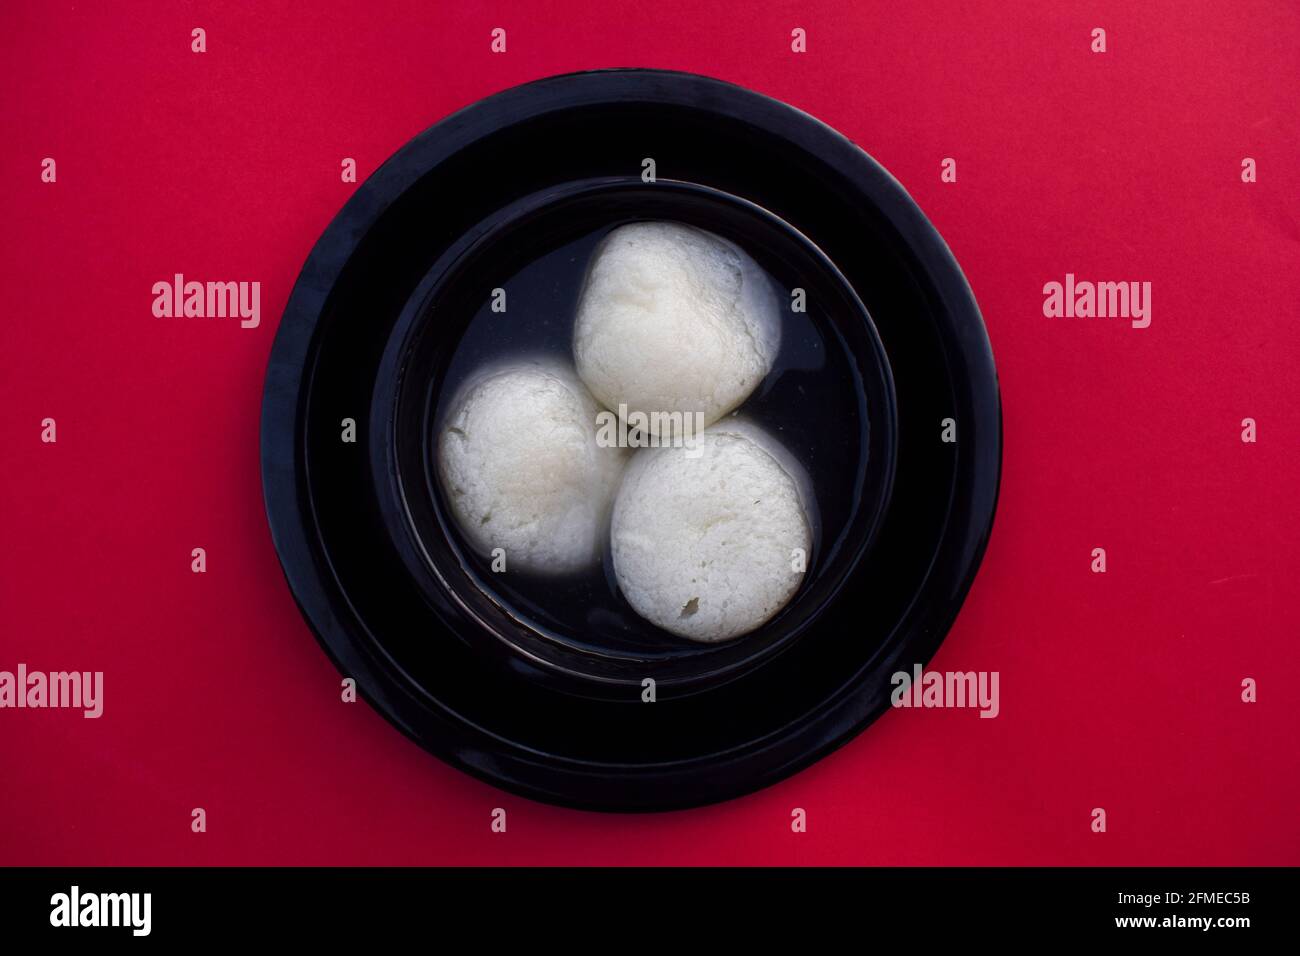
[260,68,1002,812]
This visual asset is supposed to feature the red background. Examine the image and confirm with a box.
[2,0,1297,865]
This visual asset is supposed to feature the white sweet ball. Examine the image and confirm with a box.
[610,420,813,642]
[437,358,629,574]
[573,221,780,436]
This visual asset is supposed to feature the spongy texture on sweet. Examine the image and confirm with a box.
[610,420,812,642]
[437,359,629,574]
[573,221,780,435]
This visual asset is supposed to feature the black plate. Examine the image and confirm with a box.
[261,69,1001,811]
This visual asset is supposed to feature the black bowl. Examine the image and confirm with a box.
[261,69,1001,811]
[369,176,897,701]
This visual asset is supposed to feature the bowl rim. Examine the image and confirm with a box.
[366,173,900,698]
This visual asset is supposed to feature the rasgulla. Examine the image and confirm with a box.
[610,419,813,641]
[437,358,628,574]
[573,221,781,437]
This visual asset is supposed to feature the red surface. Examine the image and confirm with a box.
[2,0,1297,866]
